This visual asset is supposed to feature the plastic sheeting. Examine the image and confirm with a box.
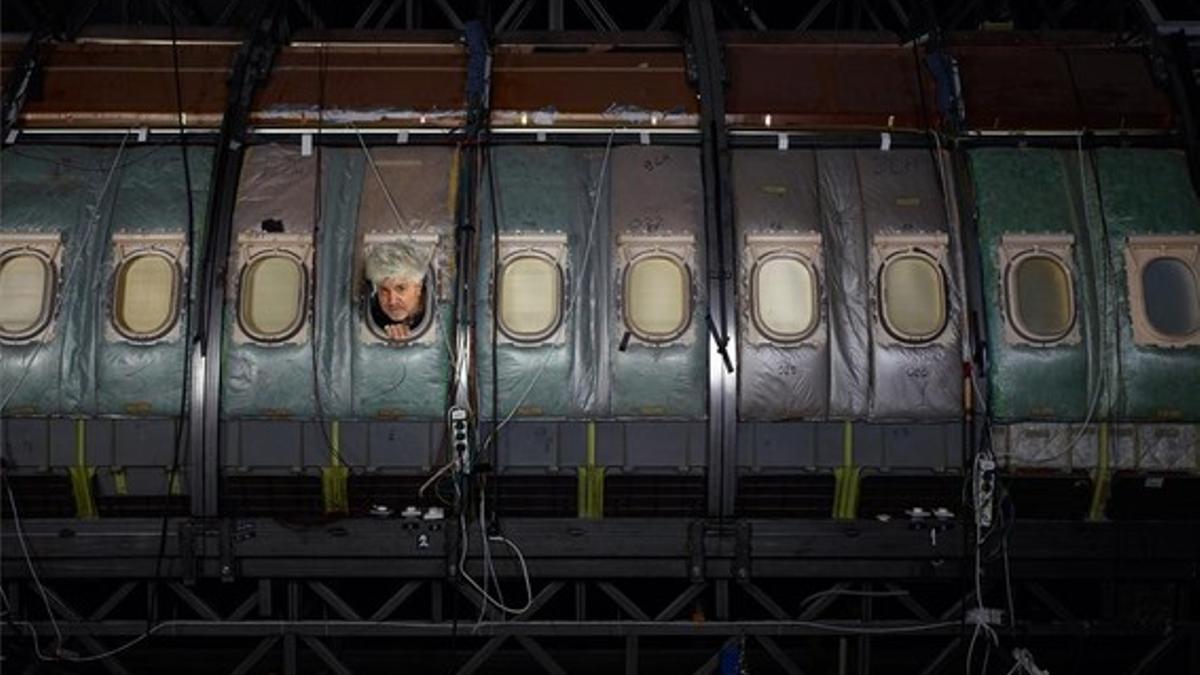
[221,144,455,420]
[477,146,597,419]
[1,144,210,417]
[476,144,707,421]
[97,146,212,416]
[972,147,1200,423]
[1093,149,1200,420]
[970,148,1095,421]
[735,148,964,421]
[993,422,1198,473]
[609,146,707,418]
[351,146,454,419]
[734,150,827,418]
[221,144,320,416]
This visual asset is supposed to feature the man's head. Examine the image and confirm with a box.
[365,242,428,324]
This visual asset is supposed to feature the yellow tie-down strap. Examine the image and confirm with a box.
[1087,422,1111,522]
[832,421,861,521]
[576,421,605,519]
[68,419,99,520]
[321,420,349,515]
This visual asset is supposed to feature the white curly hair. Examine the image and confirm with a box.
[364,241,429,291]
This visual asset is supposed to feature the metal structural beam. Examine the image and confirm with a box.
[188,0,289,518]
[686,0,738,520]
[1,0,1193,34]
[0,27,52,143]
[2,574,1197,672]
[1136,1,1200,188]
[0,0,103,142]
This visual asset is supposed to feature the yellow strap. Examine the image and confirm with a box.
[577,421,605,519]
[167,469,183,496]
[322,420,349,515]
[69,419,98,519]
[586,420,596,468]
[1087,422,1110,522]
[448,148,461,219]
[112,468,129,496]
[330,420,342,467]
[832,421,860,520]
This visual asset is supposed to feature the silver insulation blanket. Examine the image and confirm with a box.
[735,148,964,421]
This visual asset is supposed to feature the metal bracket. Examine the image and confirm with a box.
[687,520,706,581]
[178,520,204,585]
[221,520,256,582]
[178,519,255,583]
[733,521,751,581]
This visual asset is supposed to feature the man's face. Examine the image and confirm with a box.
[377,275,424,323]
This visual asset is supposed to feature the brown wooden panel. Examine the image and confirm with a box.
[490,50,696,126]
[18,43,232,127]
[252,47,466,126]
[1067,49,1173,130]
[949,45,1083,130]
[725,44,933,131]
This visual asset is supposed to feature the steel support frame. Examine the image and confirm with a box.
[685,0,739,522]
[3,572,1197,674]
[4,516,1199,672]
[187,0,289,520]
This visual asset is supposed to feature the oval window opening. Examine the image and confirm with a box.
[1011,255,1073,342]
[753,254,817,342]
[881,254,946,342]
[625,254,690,342]
[499,255,562,342]
[239,254,305,342]
[366,274,435,342]
[0,253,53,340]
[114,254,179,340]
[1142,257,1200,337]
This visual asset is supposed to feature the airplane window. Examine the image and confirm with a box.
[0,251,54,341]
[113,252,180,340]
[1008,253,1074,343]
[1142,257,1200,337]
[499,253,563,342]
[752,252,818,343]
[238,253,306,342]
[880,252,947,343]
[624,253,690,343]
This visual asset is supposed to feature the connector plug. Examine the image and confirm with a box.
[966,606,1005,626]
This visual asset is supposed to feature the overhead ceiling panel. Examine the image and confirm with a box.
[724,43,934,131]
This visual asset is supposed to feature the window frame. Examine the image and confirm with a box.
[108,233,186,343]
[999,233,1080,347]
[1124,234,1200,348]
[872,232,951,346]
[497,248,565,344]
[742,232,823,347]
[233,233,313,345]
[0,233,61,344]
[618,233,696,346]
[360,232,442,347]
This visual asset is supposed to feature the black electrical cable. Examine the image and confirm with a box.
[149,10,198,631]
[307,41,354,484]
[485,142,502,530]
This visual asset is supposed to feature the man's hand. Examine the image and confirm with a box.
[386,323,411,341]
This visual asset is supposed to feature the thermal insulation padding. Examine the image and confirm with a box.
[221,144,320,417]
[351,145,455,419]
[609,145,707,418]
[734,148,964,421]
[96,146,212,416]
[969,148,1098,421]
[2,145,210,417]
[477,145,599,419]
[972,146,1200,424]
[1093,148,1200,421]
